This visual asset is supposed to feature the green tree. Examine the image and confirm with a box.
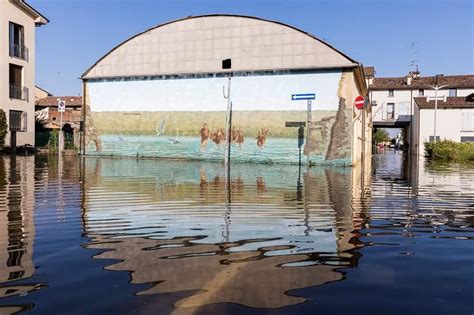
[373,128,390,143]
[0,109,7,150]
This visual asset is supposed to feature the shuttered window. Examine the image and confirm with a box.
[461,111,474,131]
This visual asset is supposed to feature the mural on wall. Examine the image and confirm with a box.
[84,71,353,165]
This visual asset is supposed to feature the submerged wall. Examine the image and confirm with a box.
[83,69,364,165]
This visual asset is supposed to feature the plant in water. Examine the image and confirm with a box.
[425,140,474,162]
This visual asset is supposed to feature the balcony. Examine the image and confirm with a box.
[9,85,29,101]
[9,43,29,61]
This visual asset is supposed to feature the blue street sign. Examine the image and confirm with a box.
[291,93,316,101]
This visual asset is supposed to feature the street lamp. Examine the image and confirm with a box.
[429,75,448,143]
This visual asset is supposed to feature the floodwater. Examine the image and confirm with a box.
[0,152,472,314]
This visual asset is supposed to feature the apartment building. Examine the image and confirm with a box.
[0,0,48,149]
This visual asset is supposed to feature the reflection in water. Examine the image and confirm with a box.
[0,156,42,312]
[0,153,472,314]
[81,158,371,311]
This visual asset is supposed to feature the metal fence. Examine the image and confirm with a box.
[9,43,28,61]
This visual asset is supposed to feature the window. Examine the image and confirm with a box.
[462,111,474,131]
[461,136,474,142]
[418,89,424,96]
[429,136,440,142]
[449,88,457,97]
[9,110,23,131]
[9,22,27,60]
[388,89,394,97]
[9,64,27,101]
[387,103,395,120]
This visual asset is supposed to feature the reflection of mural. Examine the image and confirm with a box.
[82,157,372,311]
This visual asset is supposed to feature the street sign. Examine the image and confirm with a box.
[291,93,316,101]
[354,95,365,110]
[58,99,66,113]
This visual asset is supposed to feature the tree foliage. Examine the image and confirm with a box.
[373,128,390,143]
[0,109,7,149]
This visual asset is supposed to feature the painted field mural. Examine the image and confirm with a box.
[84,71,353,165]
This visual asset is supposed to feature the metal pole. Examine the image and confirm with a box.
[306,100,311,168]
[59,111,63,157]
[433,86,438,142]
[224,77,232,176]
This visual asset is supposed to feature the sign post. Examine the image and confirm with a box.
[291,93,315,168]
[57,99,65,156]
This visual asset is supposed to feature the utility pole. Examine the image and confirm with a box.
[429,75,448,143]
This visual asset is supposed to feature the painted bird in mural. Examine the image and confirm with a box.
[117,134,126,142]
[168,138,182,146]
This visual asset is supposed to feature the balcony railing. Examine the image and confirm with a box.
[9,85,29,101]
[9,43,29,61]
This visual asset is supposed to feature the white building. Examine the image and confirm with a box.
[0,0,48,149]
[367,71,474,155]
[413,94,474,155]
[81,15,371,166]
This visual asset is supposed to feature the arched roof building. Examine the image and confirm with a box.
[82,14,362,80]
[81,15,370,166]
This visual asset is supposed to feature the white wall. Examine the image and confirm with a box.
[88,71,342,112]
[418,108,474,155]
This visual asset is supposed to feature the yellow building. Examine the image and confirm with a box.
[0,0,48,149]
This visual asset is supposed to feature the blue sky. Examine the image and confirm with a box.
[30,0,473,96]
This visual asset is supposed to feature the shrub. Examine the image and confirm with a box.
[424,140,474,162]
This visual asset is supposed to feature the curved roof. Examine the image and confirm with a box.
[82,14,359,79]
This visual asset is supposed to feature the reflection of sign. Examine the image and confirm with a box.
[354,95,365,110]
[291,93,316,101]
[58,100,66,112]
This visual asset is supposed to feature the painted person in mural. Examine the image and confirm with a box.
[211,128,226,147]
[232,127,244,148]
[256,128,269,148]
[199,123,210,149]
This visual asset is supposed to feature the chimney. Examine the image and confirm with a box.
[406,72,413,85]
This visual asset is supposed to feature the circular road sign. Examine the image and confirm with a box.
[354,95,365,110]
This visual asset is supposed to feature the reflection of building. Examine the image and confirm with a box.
[0,156,39,299]
[82,158,371,310]
[412,94,474,155]
[81,14,370,165]
[0,0,48,148]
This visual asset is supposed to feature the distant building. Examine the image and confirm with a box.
[0,0,48,149]
[366,69,474,155]
[413,94,474,155]
[34,85,52,100]
[35,96,82,130]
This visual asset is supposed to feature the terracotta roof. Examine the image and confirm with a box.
[35,96,82,107]
[370,74,474,90]
[363,66,375,78]
[414,94,474,109]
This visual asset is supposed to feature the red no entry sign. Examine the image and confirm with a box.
[354,95,365,110]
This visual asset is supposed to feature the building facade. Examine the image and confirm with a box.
[368,72,474,155]
[412,94,474,155]
[81,15,370,166]
[0,0,48,148]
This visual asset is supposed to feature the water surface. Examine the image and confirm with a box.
[0,153,472,314]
